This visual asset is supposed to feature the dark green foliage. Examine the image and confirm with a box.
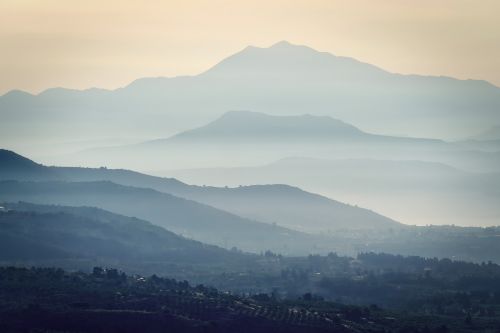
[2,266,499,333]
[1,203,500,331]
[0,267,349,333]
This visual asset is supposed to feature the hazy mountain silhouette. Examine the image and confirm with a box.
[0,149,60,180]
[0,202,252,273]
[149,110,450,146]
[0,180,345,255]
[170,184,400,232]
[0,149,400,232]
[165,111,370,142]
[2,151,500,262]
[455,139,500,153]
[74,111,500,173]
[2,40,500,159]
[452,125,500,152]
[169,157,500,227]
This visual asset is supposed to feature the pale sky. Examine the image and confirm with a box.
[1,0,499,95]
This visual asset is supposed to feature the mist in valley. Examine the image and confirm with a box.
[1,3,500,331]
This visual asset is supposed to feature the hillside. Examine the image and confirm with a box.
[0,203,250,274]
[170,184,400,232]
[169,157,500,227]
[0,180,333,255]
[2,156,500,262]
[0,149,401,232]
[0,149,60,180]
[2,255,500,332]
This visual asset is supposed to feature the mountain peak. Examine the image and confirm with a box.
[0,149,66,181]
[269,40,294,48]
[242,40,300,51]
[201,39,385,80]
[1,89,34,99]
[167,111,366,142]
[0,149,36,167]
[0,149,50,177]
[217,110,270,121]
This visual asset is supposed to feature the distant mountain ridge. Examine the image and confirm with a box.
[199,41,389,79]
[2,150,500,262]
[0,149,60,180]
[165,111,368,142]
[2,40,500,157]
[169,156,500,227]
[0,149,402,232]
[74,111,499,174]
[172,183,399,232]
[148,110,443,145]
[0,179,335,255]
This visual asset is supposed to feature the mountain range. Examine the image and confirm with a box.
[2,41,500,161]
[0,149,400,233]
[0,180,333,255]
[65,110,500,175]
[3,105,499,228]
[169,156,500,227]
[2,149,500,262]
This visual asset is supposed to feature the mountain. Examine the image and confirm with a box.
[74,111,499,173]
[0,149,402,232]
[2,41,500,160]
[168,157,500,227]
[166,110,370,143]
[0,180,341,255]
[0,149,60,180]
[2,151,500,262]
[169,184,399,232]
[0,148,185,189]
[0,202,250,274]
[452,125,500,152]
[151,110,449,146]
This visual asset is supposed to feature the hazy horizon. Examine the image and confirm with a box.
[2,0,500,95]
[2,3,500,331]
[2,39,500,96]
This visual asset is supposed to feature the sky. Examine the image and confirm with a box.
[1,0,499,95]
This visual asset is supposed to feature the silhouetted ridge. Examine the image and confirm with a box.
[201,40,387,80]
[0,149,39,169]
[168,111,367,142]
[0,149,60,180]
[2,40,500,143]
[0,179,332,254]
[0,149,403,233]
[0,202,248,267]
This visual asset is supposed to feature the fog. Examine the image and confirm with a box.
[2,8,500,332]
